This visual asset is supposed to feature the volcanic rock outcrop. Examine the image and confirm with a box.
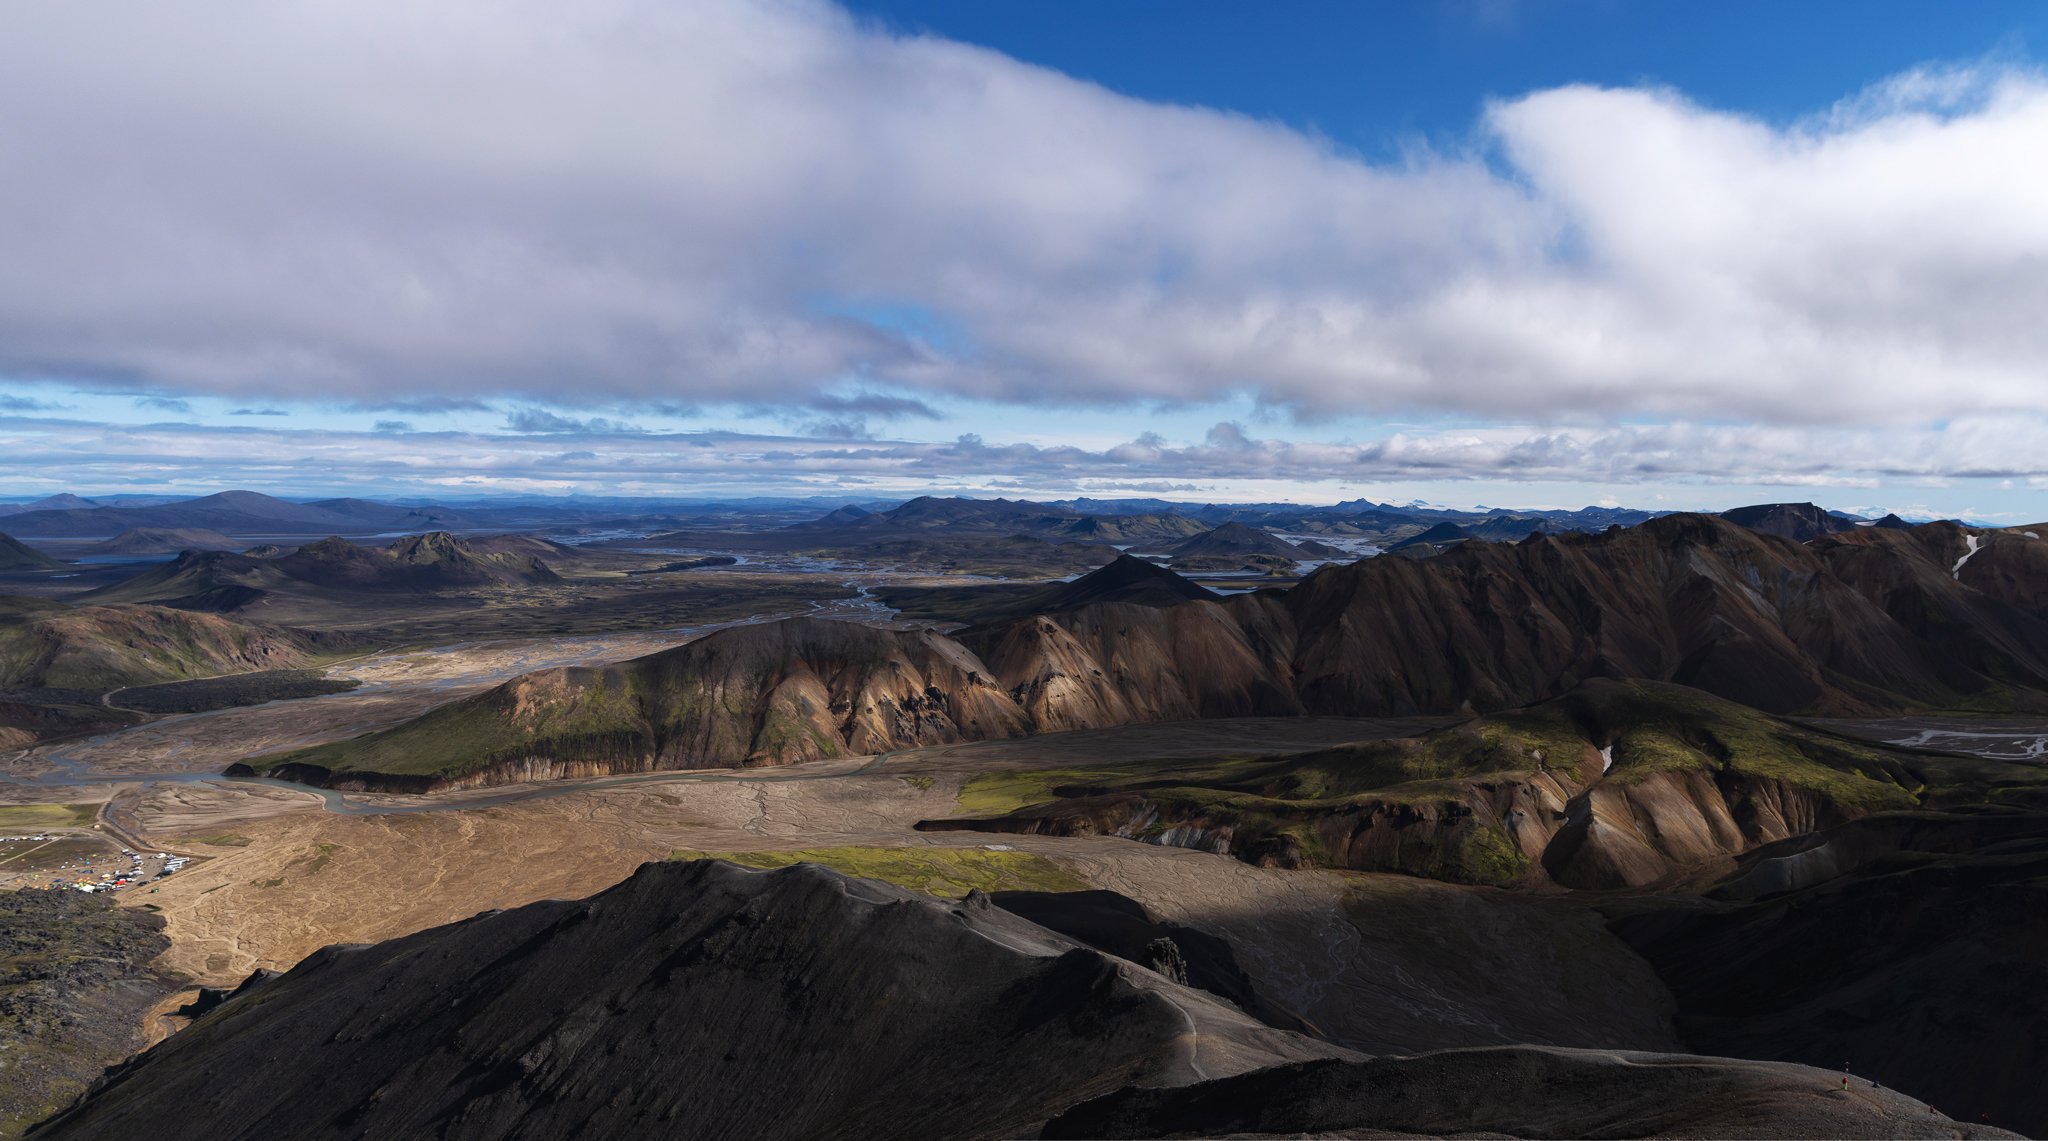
[38,861,1999,1141]
[1613,806,2048,1136]
[1042,1048,2015,1139]
[34,860,1345,1141]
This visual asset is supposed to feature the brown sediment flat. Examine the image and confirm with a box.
[107,720,1678,1065]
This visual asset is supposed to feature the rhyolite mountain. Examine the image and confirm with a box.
[258,514,2048,795]
[81,532,562,612]
[34,860,1999,1141]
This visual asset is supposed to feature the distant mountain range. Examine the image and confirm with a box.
[81,532,565,612]
[0,485,1981,546]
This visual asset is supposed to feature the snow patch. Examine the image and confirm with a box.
[1952,533,1983,579]
[1599,745,1614,773]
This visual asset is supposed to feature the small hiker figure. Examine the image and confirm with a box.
[1841,1074,1850,1090]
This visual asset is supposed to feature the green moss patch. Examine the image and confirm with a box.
[669,845,1086,898]
[0,804,97,830]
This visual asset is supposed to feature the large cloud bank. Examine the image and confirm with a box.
[3,0,2046,422]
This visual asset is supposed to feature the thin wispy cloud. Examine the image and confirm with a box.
[1,1,2044,430]
[503,408,643,435]
[0,395,66,413]
[6,415,2048,503]
[807,393,942,420]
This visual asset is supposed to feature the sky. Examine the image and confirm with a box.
[4,0,2048,518]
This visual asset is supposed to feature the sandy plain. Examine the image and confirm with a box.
[54,715,1676,1061]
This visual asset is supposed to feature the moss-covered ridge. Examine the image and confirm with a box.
[243,617,1034,790]
[666,846,1086,898]
[922,679,2047,889]
[0,600,347,690]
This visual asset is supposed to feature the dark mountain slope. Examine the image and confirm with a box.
[1167,523,1342,572]
[1033,554,1216,612]
[1053,513,1209,544]
[80,532,560,611]
[36,860,1344,1141]
[0,493,99,516]
[1044,1048,2010,1139]
[1721,501,1862,542]
[81,527,240,556]
[0,491,365,539]
[1387,520,1473,552]
[1278,513,2041,716]
[0,490,485,539]
[1169,522,1307,560]
[0,532,59,570]
[40,861,1993,1141]
[990,889,1314,1034]
[1613,807,2048,1136]
[872,554,1216,625]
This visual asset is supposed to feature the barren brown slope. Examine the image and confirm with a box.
[0,603,335,690]
[1276,513,2048,716]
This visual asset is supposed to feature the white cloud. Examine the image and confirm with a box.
[7,411,2048,501]
[2,1,2045,427]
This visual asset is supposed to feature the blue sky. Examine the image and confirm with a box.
[4,0,2048,519]
[850,1,2048,147]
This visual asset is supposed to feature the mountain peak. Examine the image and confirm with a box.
[1032,554,1215,612]
[1720,502,1859,542]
